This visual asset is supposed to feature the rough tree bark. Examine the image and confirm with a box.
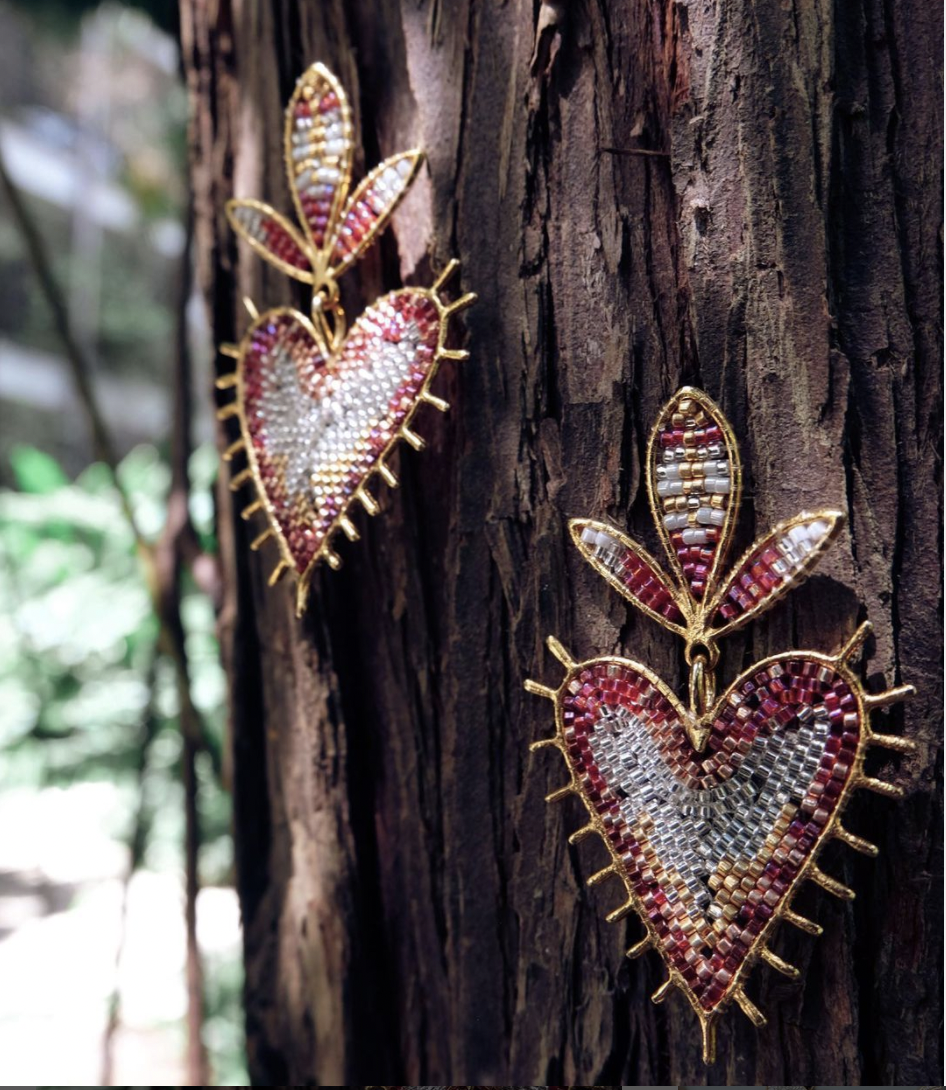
[179,0,942,1084]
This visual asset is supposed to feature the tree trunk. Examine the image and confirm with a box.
[179,0,942,1083]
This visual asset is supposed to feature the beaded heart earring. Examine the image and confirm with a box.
[215,63,475,614]
[526,387,915,1062]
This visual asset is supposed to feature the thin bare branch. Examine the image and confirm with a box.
[0,146,142,539]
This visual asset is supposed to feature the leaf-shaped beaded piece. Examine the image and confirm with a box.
[648,389,741,603]
[570,519,687,632]
[708,512,843,636]
[226,63,423,291]
[226,201,314,281]
[284,65,354,252]
[331,151,422,273]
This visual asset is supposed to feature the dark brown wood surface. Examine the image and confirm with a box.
[179,0,943,1083]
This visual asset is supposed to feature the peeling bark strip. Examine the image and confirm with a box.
[180,0,942,1084]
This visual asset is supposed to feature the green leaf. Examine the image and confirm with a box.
[9,445,69,494]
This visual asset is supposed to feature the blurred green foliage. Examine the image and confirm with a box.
[7,0,178,37]
[0,441,246,1083]
[0,0,246,1078]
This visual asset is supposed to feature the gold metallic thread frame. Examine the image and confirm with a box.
[215,63,475,614]
[526,387,915,1062]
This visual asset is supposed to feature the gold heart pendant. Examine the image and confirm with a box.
[215,63,474,613]
[526,388,915,1062]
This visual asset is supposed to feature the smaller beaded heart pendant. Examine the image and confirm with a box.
[525,387,915,1063]
[215,63,475,614]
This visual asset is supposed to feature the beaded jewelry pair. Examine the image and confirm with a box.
[218,64,913,1065]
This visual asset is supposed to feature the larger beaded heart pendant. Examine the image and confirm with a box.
[215,63,474,614]
[526,388,915,1063]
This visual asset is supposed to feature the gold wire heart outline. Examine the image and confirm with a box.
[215,268,474,615]
[525,386,916,1062]
[527,627,914,1062]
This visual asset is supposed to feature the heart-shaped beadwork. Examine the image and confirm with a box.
[233,287,449,612]
[527,387,914,1061]
[219,62,475,612]
[555,652,862,1014]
